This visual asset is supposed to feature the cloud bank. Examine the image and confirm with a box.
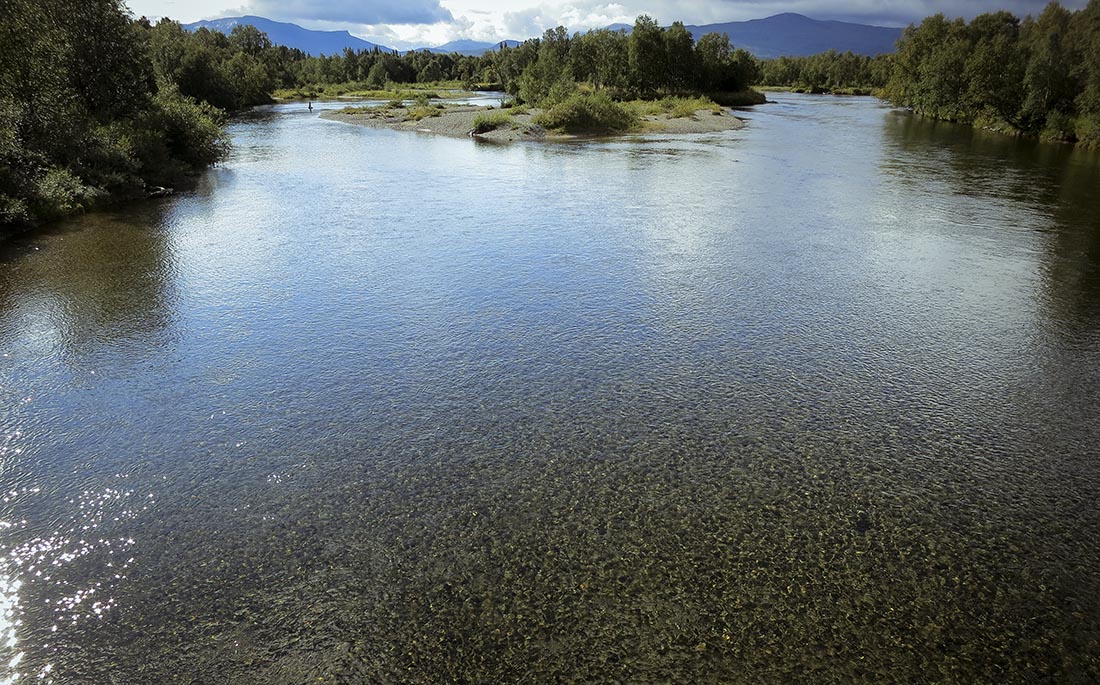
[248,0,453,25]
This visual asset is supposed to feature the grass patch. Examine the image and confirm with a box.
[533,92,638,134]
[629,96,722,119]
[508,105,531,117]
[407,106,443,121]
[471,111,512,134]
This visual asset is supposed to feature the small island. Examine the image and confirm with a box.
[316,17,766,143]
[321,97,748,142]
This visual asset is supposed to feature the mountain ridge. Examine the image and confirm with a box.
[183,16,395,55]
[420,39,522,56]
[685,13,901,58]
[183,13,903,60]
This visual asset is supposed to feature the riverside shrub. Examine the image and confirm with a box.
[533,92,638,133]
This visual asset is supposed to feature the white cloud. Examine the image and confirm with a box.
[249,0,453,25]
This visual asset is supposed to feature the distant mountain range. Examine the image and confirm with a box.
[184,13,902,59]
[184,16,394,55]
[422,39,522,56]
[685,13,902,59]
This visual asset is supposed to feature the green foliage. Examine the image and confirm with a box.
[0,0,235,228]
[488,15,763,108]
[532,92,638,133]
[366,61,390,88]
[517,27,575,105]
[232,15,764,110]
[664,22,698,92]
[571,29,630,92]
[631,96,721,118]
[0,195,30,225]
[147,19,278,111]
[32,168,104,220]
[1020,4,1078,130]
[471,111,512,133]
[140,86,231,171]
[629,16,669,96]
[883,2,1100,145]
[761,52,891,92]
[407,105,443,121]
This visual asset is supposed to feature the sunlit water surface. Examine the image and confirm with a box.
[1,93,1099,683]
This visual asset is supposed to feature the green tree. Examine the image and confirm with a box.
[963,11,1025,124]
[230,24,272,56]
[664,22,697,93]
[1076,0,1100,142]
[1021,2,1079,134]
[517,27,573,105]
[629,15,667,96]
[366,60,389,88]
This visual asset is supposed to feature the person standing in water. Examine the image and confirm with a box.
[308,101,313,112]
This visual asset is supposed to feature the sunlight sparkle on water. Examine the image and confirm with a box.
[0,575,23,685]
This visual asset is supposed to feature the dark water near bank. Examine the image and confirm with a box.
[2,92,1100,683]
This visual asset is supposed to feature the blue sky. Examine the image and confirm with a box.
[124,0,1089,49]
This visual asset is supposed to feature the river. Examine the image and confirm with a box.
[1,92,1099,682]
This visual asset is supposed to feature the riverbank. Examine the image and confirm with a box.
[321,103,747,141]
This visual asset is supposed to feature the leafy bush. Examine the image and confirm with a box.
[146,87,231,169]
[508,105,531,116]
[33,168,104,220]
[471,112,512,134]
[533,92,639,133]
[1042,110,1077,143]
[1075,115,1100,148]
[0,194,30,226]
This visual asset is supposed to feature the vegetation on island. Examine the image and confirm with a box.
[286,17,764,134]
[471,111,514,134]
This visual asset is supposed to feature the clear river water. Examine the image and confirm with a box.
[1,92,1099,683]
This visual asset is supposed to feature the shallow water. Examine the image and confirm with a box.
[1,93,1099,683]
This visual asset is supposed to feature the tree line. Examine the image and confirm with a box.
[883,0,1100,145]
[758,52,894,93]
[282,16,762,104]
